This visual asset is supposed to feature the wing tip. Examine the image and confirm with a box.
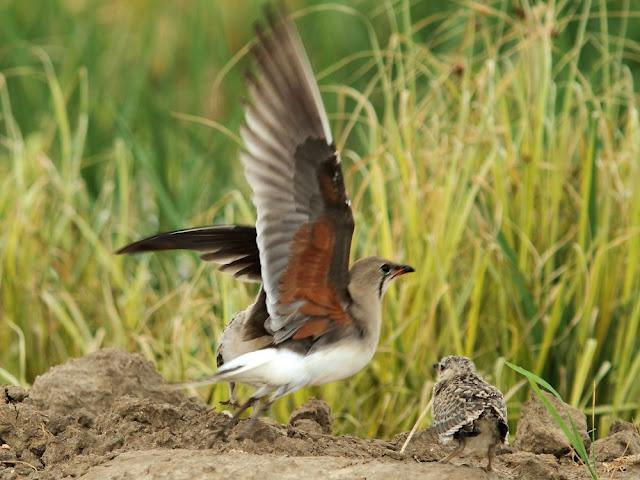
[116,225,259,257]
[115,234,174,255]
[115,241,145,255]
[263,1,288,28]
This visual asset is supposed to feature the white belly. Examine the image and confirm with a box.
[218,342,376,388]
[305,342,376,385]
[218,348,310,387]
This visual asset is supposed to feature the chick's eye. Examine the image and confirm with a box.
[380,264,391,274]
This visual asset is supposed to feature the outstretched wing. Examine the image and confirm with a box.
[242,7,354,342]
[432,374,508,439]
[116,225,261,282]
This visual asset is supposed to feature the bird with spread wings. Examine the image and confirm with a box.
[118,5,413,433]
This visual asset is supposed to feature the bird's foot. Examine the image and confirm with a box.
[484,447,496,473]
[482,461,498,475]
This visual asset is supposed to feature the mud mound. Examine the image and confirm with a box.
[591,421,640,462]
[1,348,639,479]
[26,348,185,415]
[514,391,590,456]
[288,398,332,434]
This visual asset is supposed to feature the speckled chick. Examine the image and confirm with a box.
[432,355,508,471]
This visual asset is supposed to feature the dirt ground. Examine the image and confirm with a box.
[1,349,639,480]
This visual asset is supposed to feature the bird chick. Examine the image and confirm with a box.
[216,292,271,407]
[432,355,508,472]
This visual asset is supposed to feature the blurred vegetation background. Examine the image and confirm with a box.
[1,0,640,438]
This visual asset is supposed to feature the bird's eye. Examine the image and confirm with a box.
[380,264,391,274]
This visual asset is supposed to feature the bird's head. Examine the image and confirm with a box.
[349,256,414,301]
[433,355,476,382]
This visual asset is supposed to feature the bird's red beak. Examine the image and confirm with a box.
[391,264,415,279]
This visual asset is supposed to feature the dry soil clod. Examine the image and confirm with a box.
[514,391,590,456]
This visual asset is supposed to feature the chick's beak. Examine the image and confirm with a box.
[391,264,415,278]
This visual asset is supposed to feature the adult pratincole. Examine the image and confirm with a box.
[432,356,508,471]
[117,5,414,430]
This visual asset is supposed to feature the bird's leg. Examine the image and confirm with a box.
[219,382,239,408]
[238,383,305,439]
[440,438,465,464]
[484,443,496,472]
[215,394,261,439]
[237,398,271,439]
[237,387,285,438]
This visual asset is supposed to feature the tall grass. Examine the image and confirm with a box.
[1,0,640,438]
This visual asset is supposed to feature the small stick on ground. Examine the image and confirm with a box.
[400,397,433,454]
[1,460,38,472]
